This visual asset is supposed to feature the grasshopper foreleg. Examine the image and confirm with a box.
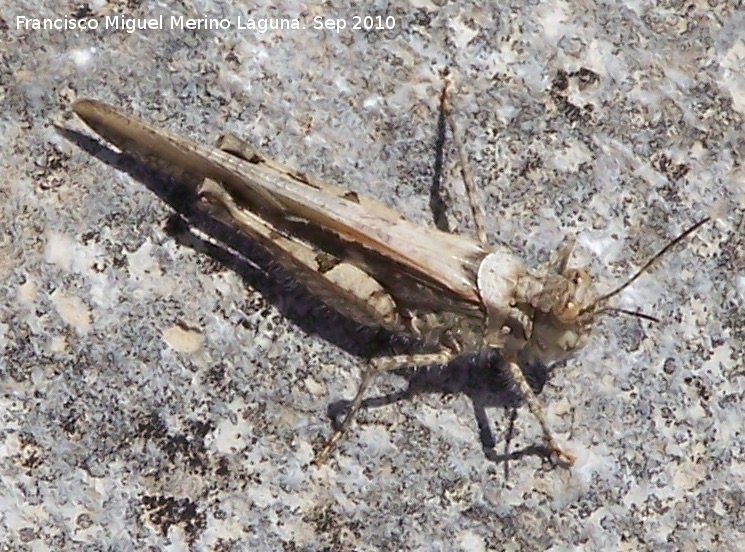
[503,356,574,466]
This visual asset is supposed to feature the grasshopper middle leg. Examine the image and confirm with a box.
[311,350,456,465]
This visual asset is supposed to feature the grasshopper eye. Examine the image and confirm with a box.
[555,299,581,324]
[566,269,589,288]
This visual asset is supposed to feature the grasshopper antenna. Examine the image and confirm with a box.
[580,217,710,316]
[597,307,660,323]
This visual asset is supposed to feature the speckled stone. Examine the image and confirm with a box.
[2,1,743,550]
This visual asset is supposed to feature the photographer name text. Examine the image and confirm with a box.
[16,14,396,34]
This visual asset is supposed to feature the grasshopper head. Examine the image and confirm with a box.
[480,218,707,364]
[527,217,709,365]
[527,263,596,365]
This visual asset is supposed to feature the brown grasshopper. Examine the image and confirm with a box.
[71,93,708,466]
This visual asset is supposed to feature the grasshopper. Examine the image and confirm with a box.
[71,93,708,467]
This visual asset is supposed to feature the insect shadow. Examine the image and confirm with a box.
[327,349,559,474]
[61,125,560,473]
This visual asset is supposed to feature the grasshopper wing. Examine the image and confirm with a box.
[73,99,491,327]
